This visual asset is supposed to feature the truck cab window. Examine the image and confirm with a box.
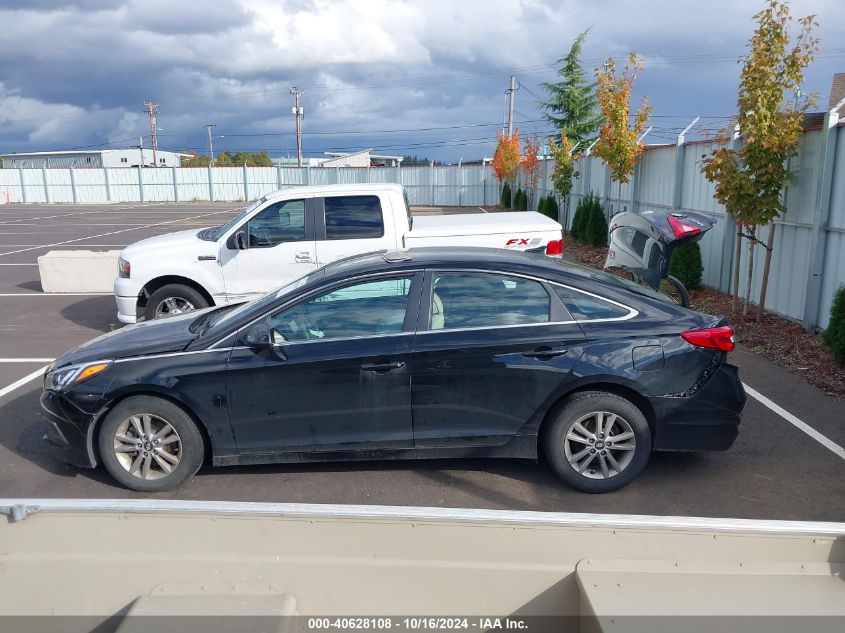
[247,199,306,248]
[323,195,384,239]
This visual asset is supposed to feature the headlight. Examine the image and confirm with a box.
[118,257,131,278]
[45,360,112,392]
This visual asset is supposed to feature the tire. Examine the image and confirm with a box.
[544,391,652,493]
[98,395,205,492]
[661,275,690,308]
[145,284,208,321]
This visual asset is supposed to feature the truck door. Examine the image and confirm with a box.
[220,197,318,302]
[313,194,398,265]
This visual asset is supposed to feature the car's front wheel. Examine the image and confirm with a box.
[544,391,651,493]
[98,395,205,492]
[145,284,208,320]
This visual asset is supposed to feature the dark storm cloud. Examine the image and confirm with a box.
[0,0,842,161]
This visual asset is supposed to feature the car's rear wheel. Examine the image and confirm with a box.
[145,284,208,320]
[544,391,651,493]
[98,395,204,492]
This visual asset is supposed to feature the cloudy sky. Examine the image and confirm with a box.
[1,0,843,162]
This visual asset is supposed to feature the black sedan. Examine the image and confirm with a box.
[41,247,746,493]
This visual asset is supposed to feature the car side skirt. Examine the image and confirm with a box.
[211,434,538,467]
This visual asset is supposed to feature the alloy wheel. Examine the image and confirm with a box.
[113,414,182,480]
[154,297,195,318]
[563,411,637,480]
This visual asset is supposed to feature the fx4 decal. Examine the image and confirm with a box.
[504,237,543,249]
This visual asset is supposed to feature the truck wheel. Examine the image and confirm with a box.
[544,391,651,493]
[146,284,208,320]
[98,395,205,492]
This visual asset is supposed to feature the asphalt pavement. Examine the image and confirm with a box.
[0,202,842,521]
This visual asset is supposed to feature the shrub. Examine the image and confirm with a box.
[823,285,845,365]
[584,196,608,246]
[514,187,527,211]
[571,195,589,240]
[669,241,703,290]
[547,195,559,221]
[537,195,547,216]
[501,182,511,208]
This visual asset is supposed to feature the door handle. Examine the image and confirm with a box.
[295,251,313,263]
[523,347,568,360]
[361,360,406,372]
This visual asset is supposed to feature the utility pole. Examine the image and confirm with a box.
[202,123,217,166]
[143,100,159,166]
[289,86,304,167]
[506,76,516,136]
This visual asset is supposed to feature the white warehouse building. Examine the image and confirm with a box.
[1,148,190,169]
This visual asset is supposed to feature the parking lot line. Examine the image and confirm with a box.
[0,207,238,258]
[0,366,48,400]
[0,358,55,363]
[744,383,845,461]
[0,292,110,296]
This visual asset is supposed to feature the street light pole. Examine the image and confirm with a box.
[202,123,217,166]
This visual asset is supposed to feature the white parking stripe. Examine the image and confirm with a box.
[478,207,488,213]
[744,383,845,461]
[0,366,48,400]
[0,358,54,363]
[0,207,237,258]
[0,293,110,296]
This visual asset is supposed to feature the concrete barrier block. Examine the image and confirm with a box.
[38,250,120,293]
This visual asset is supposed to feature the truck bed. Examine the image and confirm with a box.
[406,211,561,240]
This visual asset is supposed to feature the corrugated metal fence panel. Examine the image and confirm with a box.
[73,169,108,203]
[44,169,74,203]
[245,167,279,199]
[211,167,245,202]
[818,126,845,329]
[680,141,724,214]
[637,146,675,208]
[697,220,729,290]
[21,169,47,203]
[0,170,22,202]
[399,167,429,205]
[175,168,211,201]
[108,168,141,202]
[139,168,174,202]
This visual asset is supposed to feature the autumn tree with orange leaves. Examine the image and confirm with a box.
[521,135,542,207]
[594,53,651,218]
[492,130,521,185]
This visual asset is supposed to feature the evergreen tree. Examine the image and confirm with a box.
[540,29,603,146]
[501,182,512,208]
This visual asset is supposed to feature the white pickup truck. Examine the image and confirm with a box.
[114,183,563,323]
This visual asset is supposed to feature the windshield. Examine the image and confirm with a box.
[201,268,323,334]
[199,197,266,241]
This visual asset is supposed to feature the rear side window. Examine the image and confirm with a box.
[323,195,384,239]
[429,272,550,330]
[553,286,631,321]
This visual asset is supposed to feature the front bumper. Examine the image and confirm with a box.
[650,362,746,451]
[114,277,139,323]
[41,390,99,468]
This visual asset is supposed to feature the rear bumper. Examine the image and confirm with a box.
[40,390,99,468]
[650,363,746,451]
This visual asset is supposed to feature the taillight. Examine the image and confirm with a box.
[681,326,735,352]
[667,215,702,239]
[545,239,564,258]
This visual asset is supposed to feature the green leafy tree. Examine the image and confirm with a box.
[669,242,704,290]
[541,29,603,146]
[181,153,211,167]
[701,0,818,319]
[823,285,845,365]
[548,133,581,230]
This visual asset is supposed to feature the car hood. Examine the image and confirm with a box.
[54,308,214,368]
[119,228,213,260]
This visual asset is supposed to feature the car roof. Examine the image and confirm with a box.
[264,183,404,201]
[320,247,571,281]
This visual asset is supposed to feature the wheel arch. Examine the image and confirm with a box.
[138,275,216,313]
[536,379,656,449]
[87,389,214,467]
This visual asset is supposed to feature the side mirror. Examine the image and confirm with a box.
[242,322,271,348]
[234,230,248,250]
[241,323,286,359]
